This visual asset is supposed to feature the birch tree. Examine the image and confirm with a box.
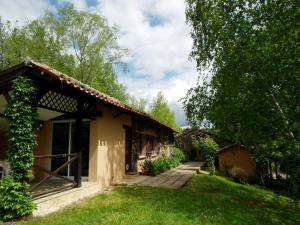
[183,0,300,193]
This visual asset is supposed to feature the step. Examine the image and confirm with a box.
[33,182,101,217]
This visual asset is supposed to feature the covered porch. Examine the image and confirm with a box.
[0,60,102,198]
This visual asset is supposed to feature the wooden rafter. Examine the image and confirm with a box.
[51,110,102,121]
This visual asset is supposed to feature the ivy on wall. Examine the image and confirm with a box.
[0,76,37,221]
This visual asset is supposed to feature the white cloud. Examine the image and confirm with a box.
[99,0,198,125]
[0,0,55,25]
[57,0,88,10]
[0,0,198,126]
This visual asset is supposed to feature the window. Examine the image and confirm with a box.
[146,135,155,156]
[133,132,142,155]
[137,134,157,157]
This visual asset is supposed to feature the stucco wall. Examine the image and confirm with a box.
[0,132,7,159]
[218,146,256,176]
[89,105,131,187]
[0,122,52,178]
[33,121,52,179]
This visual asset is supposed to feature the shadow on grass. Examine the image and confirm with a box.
[20,175,300,225]
[115,175,300,225]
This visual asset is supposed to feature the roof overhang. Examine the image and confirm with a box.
[0,60,176,132]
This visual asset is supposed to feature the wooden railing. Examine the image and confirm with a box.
[29,153,79,198]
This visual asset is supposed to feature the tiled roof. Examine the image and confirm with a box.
[218,144,246,154]
[25,60,176,132]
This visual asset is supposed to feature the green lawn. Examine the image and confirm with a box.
[19,175,300,225]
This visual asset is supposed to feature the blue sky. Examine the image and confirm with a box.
[0,0,198,126]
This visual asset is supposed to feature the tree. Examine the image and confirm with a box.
[128,96,147,112]
[0,18,10,70]
[150,92,178,129]
[184,0,300,194]
[0,5,128,102]
[192,136,218,175]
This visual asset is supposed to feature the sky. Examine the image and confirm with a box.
[0,0,198,126]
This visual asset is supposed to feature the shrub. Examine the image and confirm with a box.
[143,160,155,173]
[170,147,186,162]
[227,167,248,184]
[144,158,168,174]
[143,147,185,174]
[0,176,36,221]
[192,136,219,175]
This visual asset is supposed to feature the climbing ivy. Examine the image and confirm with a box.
[0,76,37,221]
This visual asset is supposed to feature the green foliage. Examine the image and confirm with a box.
[5,76,37,181]
[144,158,168,174]
[170,146,186,163]
[184,0,300,193]
[143,147,185,174]
[0,76,37,220]
[0,4,128,102]
[149,92,178,129]
[0,176,35,221]
[192,137,218,175]
[128,96,147,112]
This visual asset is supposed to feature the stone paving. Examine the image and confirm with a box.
[126,161,203,189]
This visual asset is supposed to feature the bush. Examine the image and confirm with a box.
[144,158,168,174]
[227,167,248,184]
[0,176,36,221]
[170,147,186,162]
[143,148,185,174]
[192,136,219,175]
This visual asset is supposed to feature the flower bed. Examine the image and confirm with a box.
[142,147,185,176]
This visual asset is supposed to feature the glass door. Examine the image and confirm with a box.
[51,121,90,177]
[70,121,90,177]
[51,122,71,176]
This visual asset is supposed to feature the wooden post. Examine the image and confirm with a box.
[74,100,83,187]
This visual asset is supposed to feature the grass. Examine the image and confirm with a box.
[15,175,300,225]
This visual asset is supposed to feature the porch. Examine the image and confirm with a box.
[0,60,176,217]
[0,60,103,197]
[33,180,101,217]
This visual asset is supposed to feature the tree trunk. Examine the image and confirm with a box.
[268,161,272,179]
[269,92,295,139]
[275,162,278,179]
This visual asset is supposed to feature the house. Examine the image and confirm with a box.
[177,129,256,176]
[0,59,175,199]
[177,128,231,161]
[218,144,256,176]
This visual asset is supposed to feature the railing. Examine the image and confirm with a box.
[29,153,79,198]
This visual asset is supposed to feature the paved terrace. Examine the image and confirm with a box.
[126,161,203,189]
